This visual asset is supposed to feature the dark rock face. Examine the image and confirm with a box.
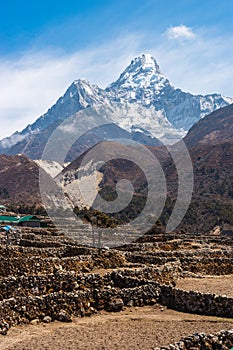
[43,316,52,323]
[57,310,72,322]
[0,154,41,206]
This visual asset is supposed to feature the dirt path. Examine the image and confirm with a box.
[1,306,233,350]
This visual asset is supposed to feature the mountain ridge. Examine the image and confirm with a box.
[0,53,232,159]
[0,102,232,232]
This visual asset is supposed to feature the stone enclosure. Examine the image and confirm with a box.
[1,224,233,348]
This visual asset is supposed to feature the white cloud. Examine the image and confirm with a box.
[166,25,196,41]
[154,28,233,96]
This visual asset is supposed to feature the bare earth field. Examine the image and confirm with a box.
[1,306,233,350]
[176,274,233,297]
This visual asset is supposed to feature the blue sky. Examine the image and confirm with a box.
[0,0,233,138]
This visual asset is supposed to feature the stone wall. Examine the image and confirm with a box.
[155,329,233,349]
[2,267,233,335]
[159,285,233,318]
[126,253,233,275]
[0,291,92,334]
[0,264,179,335]
[0,255,91,277]
[0,249,128,277]
[1,230,233,339]
[0,283,160,335]
[0,265,178,301]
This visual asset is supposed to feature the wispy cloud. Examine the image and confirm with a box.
[0,35,141,138]
[166,25,196,41]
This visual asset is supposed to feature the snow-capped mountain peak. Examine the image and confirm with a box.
[66,78,107,106]
[108,53,168,90]
[73,78,96,92]
[0,53,233,156]
[126,53,161,74]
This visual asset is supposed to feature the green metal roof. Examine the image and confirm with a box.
[0,216,19,222]
[0,215,41,223]
[18,215,40,222]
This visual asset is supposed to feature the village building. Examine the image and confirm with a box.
[0,205,7,212]
[0,215,42,228]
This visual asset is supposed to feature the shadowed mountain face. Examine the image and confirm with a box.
[0,154,41,209]
[184,103,233,147]
[4,122,161,162]
[0,154,64,213]
[0,54,232,160]
[179,141,233,232]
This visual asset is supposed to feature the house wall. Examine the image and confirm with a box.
[19,221,40,228]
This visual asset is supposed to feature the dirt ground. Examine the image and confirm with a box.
[176,274,233,297]
[1,305,233,350]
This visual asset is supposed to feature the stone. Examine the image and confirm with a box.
[30,318,40,325]
[127,300,134,307]
[1,328,8,336]
[106,298,124,312]
[57,311,72,322]
[43,316,52,323]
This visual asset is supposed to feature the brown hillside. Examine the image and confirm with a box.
[184,103,233,147]
[0,154,42,208]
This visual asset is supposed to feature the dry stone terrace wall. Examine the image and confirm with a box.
[2,271,233,335]
[0,283,161,334]
[1,229,233,337]
[156,329,233,350]
[125,253,233,275]
[0,266,179,301]
[0,255,93,277]
[160,285,233,318]
[2,247,233,279]
[0,246,128,277]
[0,271,162,335]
